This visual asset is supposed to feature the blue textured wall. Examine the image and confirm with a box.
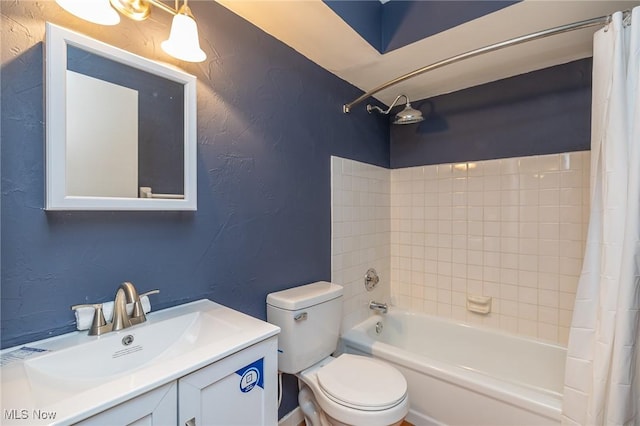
[391,58,592,168]
[0,0,593,419]
[324,0,382,52]
[1,0,388,417]
[382,0,519,52]
[323,0,519,54]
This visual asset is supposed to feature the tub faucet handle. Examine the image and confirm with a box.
[369,300,388,314]
[364,268,380,291]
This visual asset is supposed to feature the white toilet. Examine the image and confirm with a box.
[267,281,409,426]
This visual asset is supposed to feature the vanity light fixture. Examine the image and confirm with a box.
[55,0,121,25]
[55,0,207,63]
[161,3,207,63]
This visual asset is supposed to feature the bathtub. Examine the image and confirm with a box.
[340,310,566,425]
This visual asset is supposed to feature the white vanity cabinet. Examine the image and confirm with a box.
[74,383,178,425]
[178,337,278,425]
[1,300,280,426]
[74,337,278,426]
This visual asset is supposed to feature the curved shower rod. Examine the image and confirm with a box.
[342,13,613,113]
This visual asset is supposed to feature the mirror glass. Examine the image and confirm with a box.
[46,23,197,210]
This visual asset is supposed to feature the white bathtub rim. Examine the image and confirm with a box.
[342,336,561,422]
[350,310,567,388]
[344,313,563,404]
[342,314,563,422]
[367,309,566,352]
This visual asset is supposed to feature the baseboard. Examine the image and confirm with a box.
[279,406,304,426]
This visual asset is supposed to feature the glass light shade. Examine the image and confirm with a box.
[161,8,206,63]
[56,0,120,25]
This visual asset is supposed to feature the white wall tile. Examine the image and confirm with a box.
[561,170,583,188]
[468,162,483,176]
[387,152,589,345]
[539,172,561,189]
[519,156,540,173]
[483,159,502,176]
[334,152,588,346]
[538,323,559,342]
[538,154,561,172]
[500,158,519,175]
[453,178,467,192]
[518,318,538,337]
[331,156,391,332]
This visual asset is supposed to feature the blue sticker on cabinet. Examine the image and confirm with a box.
[236,358,264,393]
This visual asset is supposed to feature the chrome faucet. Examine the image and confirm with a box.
[111,282,136,331]
[369,300,388,314]
[112,281,159,331]
[71,282,159,335]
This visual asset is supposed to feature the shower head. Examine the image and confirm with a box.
[393,103,424,125]
[367,94,424,125]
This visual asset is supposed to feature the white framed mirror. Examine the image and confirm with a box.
[45,23,197,210]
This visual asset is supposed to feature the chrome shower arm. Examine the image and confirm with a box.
[366,94,409,115]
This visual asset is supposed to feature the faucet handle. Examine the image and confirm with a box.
[71,303,111,336]
[139,289,160,298]
[129,289,159,325]
[136,289,159,315]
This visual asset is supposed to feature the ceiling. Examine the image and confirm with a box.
[217,0,639,111]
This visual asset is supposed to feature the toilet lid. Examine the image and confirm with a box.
[317,354,407,411]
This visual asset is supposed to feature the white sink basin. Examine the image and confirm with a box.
[24,310,237,387]
[1,299,280,425]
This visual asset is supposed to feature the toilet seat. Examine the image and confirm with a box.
[316,354,407,411]
[299,355,409,426]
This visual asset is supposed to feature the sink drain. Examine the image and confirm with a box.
[122,335,134,346]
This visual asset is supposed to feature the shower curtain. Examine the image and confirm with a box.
[562,7,639,426]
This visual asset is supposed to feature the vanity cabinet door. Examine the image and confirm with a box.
[74,382,177,426]
[178,337,278,426]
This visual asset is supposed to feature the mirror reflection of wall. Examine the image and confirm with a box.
[66,45,185,197]
[66,71,138,197]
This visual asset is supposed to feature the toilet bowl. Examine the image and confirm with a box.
[298,355,408,426]
[266,282,409,426]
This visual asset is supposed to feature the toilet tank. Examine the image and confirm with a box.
[266,281,343,374]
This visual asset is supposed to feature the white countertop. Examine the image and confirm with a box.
[0,299,280,425]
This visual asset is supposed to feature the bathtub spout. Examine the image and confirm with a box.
[369,300,388,314]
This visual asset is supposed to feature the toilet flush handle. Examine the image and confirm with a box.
[294,312,308,321]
